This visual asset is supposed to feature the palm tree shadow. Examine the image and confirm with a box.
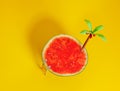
[28,17,65,69]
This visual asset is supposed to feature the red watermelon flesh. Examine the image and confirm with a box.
[42,35,87,76]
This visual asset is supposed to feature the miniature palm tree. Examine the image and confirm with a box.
[40,19,106,76]
[80,19,106,49]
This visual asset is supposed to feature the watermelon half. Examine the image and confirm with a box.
[42,34,88,76]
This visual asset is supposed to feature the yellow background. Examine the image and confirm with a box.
[0,0,120,91]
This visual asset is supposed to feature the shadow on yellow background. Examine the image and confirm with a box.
[28,16,65,71]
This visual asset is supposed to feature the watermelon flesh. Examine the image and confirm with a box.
[42,35,87,76]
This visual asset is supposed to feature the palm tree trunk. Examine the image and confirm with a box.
[81,34,91,50]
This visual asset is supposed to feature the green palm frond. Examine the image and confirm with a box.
[96,34,106,41]
[84,19,92,31]
[80,30,88,34]
[92,25,104,34]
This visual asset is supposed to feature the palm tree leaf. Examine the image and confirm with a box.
[93,25,104,33]
[84,19,92,31]
[80,30,88,34]
[96,34,106,41]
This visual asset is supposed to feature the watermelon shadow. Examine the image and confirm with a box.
[28,17,65,69]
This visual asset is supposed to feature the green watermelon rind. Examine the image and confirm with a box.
[42,34,88,76]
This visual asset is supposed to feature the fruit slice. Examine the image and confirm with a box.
[42,34,87,76]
